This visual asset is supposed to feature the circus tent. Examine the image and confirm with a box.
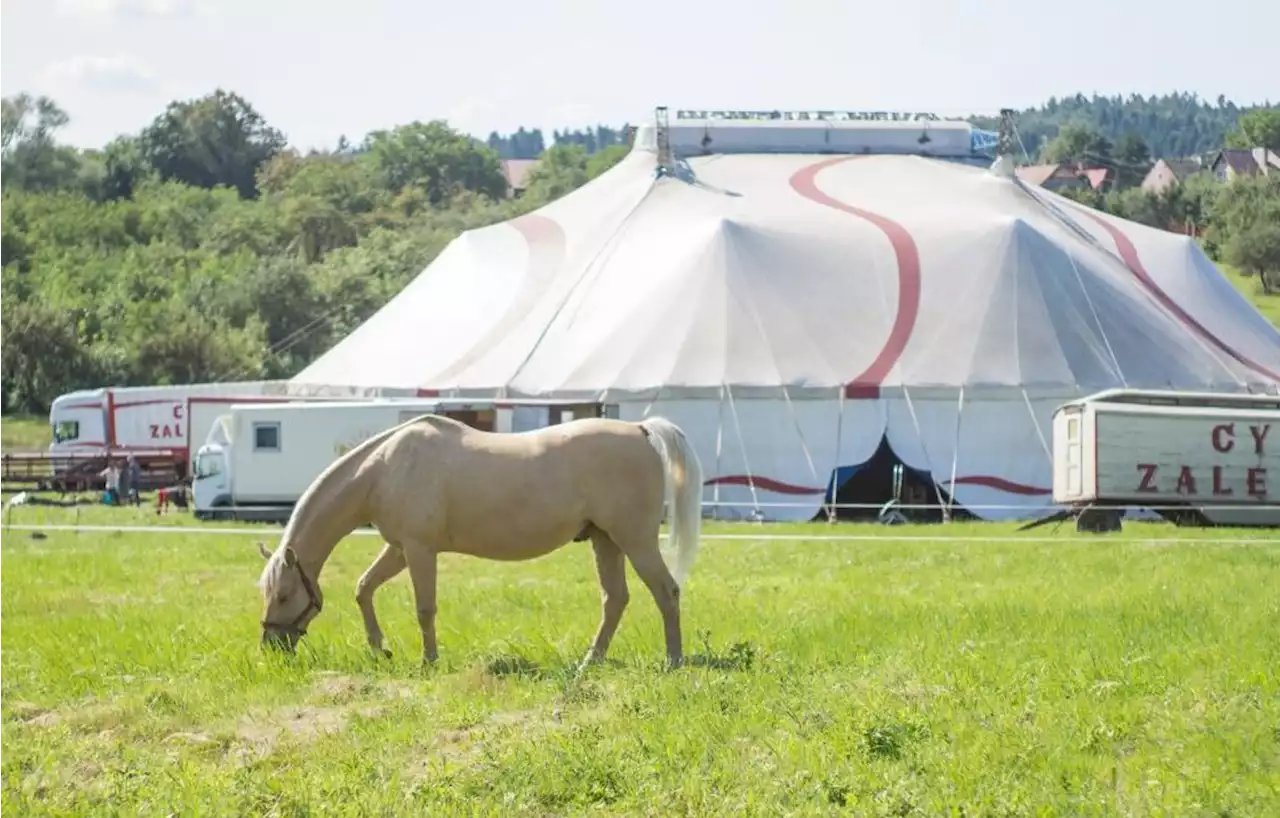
[292,113,1280,521]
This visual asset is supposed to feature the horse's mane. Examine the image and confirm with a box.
[257,412,439,595]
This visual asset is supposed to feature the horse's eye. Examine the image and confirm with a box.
[276,593,288,604]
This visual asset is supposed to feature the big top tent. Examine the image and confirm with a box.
[292,111,1280,521]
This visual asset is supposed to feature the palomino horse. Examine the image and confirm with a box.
[255,413,703,668]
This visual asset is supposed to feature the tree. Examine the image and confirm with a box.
[522,145,590,203]
[139,89,287,199]
[1040,123,1112,167]
[1225,222,1280,294]
[1,94,83,193]
[364,121,507,205]
[1224,108,1280,152]
[1111,132,1152,189]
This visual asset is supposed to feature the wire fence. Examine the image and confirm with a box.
[2,522,1276,546]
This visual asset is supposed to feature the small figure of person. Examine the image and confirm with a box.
[126,455,142,506]
[100,460,121,505]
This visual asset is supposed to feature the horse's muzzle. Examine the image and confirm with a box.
[261,627,301,653]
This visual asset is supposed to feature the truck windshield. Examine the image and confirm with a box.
[53,421,80,443]
[194,453,223,479]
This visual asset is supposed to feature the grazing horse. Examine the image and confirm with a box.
[255,413,703,668]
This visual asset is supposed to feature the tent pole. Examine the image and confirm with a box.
[714,385,726,522]
[946,385,965,524]
[829,386,846,524]
[724,383,762,521]
[901,385,949,518]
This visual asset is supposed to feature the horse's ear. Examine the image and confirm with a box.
[256,541,272,561]
[283,547,298,567]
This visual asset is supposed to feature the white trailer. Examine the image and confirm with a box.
[192,398,613,522]
[1052,388,1280,527]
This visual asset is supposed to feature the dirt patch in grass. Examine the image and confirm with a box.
[235,703,384,753]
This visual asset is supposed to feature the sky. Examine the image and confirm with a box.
[3,0,1278,151]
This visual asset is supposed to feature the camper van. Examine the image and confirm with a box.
[192,398,614,521]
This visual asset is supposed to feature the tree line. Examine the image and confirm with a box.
[1,89,1278,415]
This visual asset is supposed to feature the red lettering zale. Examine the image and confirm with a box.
[1211,423,1235,453]
[1175,466,1197,495]
[1136,463,1158,493]
[1249,424,1270,456]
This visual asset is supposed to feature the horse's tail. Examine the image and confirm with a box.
[638,416,703,588]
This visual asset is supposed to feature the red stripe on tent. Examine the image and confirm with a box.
[945,475,1051,496]
[1075,207,1280,384]
[425,214,567,387]
[789,157,922,400]
[705,475,827,495]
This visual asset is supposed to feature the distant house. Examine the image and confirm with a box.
[500,158,540,198]
[1140,158,1204,193]
[1206,148,1280,182]
[1015,163,1109,192]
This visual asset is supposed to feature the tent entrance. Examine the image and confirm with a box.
[823,436,970,523]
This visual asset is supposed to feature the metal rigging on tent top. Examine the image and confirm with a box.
[654,105,674,175]
[989,107,1018,179]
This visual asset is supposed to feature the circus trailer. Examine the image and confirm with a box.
[191,398,614,522]
[1052,388,1280,527]
[45,381,422,485]
[45,381,294,480]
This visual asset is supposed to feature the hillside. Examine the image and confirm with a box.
[968,92,1277,160]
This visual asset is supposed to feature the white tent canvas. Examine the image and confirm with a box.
[294,116,1280,521]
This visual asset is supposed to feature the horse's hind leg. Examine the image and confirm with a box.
[356,542,406,657]
[613,529,683,668]
[584,531,629,666]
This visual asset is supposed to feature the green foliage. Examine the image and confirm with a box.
[1224,108,1280,151]
[2,516,1278,814]
[139,90,287,199]
[364,120,507,205]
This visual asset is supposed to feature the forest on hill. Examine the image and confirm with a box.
[2,89,1278,415]
[968,91,1275,160]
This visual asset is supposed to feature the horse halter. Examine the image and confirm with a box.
[262,561,323,635]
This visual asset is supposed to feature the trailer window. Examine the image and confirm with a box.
[253,422,281,452]
[53,421,80,443]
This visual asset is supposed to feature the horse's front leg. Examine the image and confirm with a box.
[356,542,406,658]
[401,544,440,665]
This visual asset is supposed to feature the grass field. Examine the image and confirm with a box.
[1,416,49,452]
[3,510,1278,816]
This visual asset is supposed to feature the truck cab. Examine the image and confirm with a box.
[191,418,233,519]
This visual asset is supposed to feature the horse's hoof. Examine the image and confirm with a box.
[381,648,393,660]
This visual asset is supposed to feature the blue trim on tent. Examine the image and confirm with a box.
[824,463,864,502]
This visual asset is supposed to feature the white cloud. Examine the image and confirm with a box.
[56,0,213,20]
[42,56,161,94]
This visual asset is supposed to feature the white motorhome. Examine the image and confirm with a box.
[192,398,613,521]
[1052,388,1280,527]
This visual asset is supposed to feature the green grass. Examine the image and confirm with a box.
[1,415,50,452]
[3,511,1278,816]
[1219,262,1280,329]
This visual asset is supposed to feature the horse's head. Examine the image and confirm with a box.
[256,541,323,652]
